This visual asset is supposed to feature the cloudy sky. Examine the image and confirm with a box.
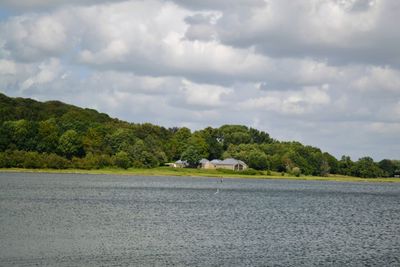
[0,0,399,160]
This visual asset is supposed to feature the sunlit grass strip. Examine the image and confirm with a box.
[1,167,399,183]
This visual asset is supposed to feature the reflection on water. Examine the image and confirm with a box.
[0,172,399,266]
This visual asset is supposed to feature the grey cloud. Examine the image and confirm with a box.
[210,0,400,67]
[168,0,265,11]
[335,0,377,12]
[184,13,215,25]
[0,0,129,10]
[184,13,219,41]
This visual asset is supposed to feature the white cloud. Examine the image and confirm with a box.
[352,66,400,92]
[1,14,68,61]
[0,0,399,160]
[240,85,331,115]
[20,58,63,91]
[0,59,16,75]
[367,122,400,134]
[180,79,232,107]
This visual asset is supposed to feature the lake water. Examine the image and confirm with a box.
[0,172,399,266]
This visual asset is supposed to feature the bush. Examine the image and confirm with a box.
[217,168,261,175]
[96,154,113,168]
[5,150,26,168]
[0,152,8,168]
[113,151,131,169]
[241,168,262,175]
[44,153,70,169]
[291,167,301,177]
[247,151,270,170]
[22,151,44,169]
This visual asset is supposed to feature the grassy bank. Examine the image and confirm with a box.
[1,167,400,183]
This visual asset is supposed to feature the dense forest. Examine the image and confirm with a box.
[0,93,399,178]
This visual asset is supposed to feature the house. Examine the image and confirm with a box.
[199,158,248,171]
[216,158,248,171]
[199,159,219,169]
[199,159,215,169]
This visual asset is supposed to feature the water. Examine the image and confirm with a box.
[0,172,399,266]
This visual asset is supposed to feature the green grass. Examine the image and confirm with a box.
[1,166,400,183]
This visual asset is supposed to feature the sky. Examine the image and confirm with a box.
[0,0,399,160]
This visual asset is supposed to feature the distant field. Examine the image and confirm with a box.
[1,167,399,183]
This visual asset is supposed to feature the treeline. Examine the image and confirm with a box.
[0,93,399,178]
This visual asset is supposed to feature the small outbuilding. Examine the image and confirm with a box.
[172,160,189,168]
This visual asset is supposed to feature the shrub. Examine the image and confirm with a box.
[216,168,261,175]
[113,151,131,169]
[241,168,262,175]
[0,152,8,168]
[6,150,26,168]
[291,167,301,177]
[22,152,44,169]
[44,153,70,169]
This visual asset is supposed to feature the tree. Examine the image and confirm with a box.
[106,128,136,154]
[323,152,338,174]
[378,159,396,177]
[197,127,223,160]
[218,125,251,149]
[351,157,383,178]
[58,130,84,159]
[168,127,191,160]
[187,132,209,159]
[181,145,202,167]
[338,155,354,176]
[249,127,273,144]
[0,122,12,151]
[83,127,106,154]
[319,159,330,177]
[9,119,38,151]
[247,150,269,170]
[37,118,59,153]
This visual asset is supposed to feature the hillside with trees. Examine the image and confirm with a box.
[0,93,399,178]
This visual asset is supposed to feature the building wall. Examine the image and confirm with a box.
[199,161,248,171]
[202,162,216,169]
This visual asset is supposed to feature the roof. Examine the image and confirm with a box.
[210,159,222,164]
[175,160,188,164]
[199,159,209,164]
[220,158,247,166]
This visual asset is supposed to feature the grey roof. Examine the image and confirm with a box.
[220,158,247,166]
[199,159,209,164]
[175,160,188,164]
[210,159,222,164]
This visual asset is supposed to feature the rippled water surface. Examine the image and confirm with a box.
[0,172,400,266]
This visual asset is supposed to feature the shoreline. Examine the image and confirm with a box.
[1,167,399,183]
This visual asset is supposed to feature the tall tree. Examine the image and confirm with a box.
[58,130,84,159]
